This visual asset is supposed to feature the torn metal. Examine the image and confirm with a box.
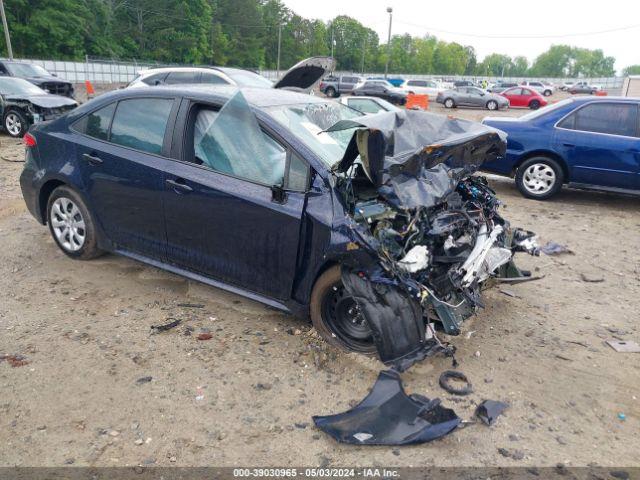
[330,110,539,370]
[312,370,460,445]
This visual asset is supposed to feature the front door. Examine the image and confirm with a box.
[73,97,178,258]
[162,94,309,300]
[554,102,640,190]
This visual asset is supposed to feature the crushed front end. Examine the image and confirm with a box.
[329,110,539,371]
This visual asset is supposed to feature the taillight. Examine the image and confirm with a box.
[22,133,36,148]
[23,133,36,147]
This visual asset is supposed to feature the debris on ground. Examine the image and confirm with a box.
[197,332,213,341]
[606,340,640,353]
[475,400,509,426]
[540,241,573,256]
[150,318,181,333]
[1,354,30,367]
[135,376,153,385]
[176,303,205,308]
[580,273,605,283]
[438,370,473,396]
[499,288,520,298]
[313,370,460,445]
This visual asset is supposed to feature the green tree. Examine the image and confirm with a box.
[623,65,640,76]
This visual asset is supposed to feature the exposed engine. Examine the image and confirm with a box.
[328,109,539,370]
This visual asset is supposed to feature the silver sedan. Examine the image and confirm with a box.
[436,87,509,110]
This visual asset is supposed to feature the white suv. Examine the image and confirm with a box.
[520,81,555,97]
[127,67,274,89]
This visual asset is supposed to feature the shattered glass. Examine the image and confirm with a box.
[195,91,286,186]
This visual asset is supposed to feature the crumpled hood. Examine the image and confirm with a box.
[4,94,77,109]
[329,110,507,209]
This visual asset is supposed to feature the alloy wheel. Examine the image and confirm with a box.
[522,163,556,195]
[50,197,86,252]
[5,113,22,136]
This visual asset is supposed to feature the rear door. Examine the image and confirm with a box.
[162,93,310,300]
[554,102,640,189]
[73,96,178,257]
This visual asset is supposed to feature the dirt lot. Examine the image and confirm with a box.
[1,93,639,468]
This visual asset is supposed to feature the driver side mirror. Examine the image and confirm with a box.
[271,184,287,204]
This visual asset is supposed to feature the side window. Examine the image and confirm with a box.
[286,152,309,191]
[192,92,287,186]
[201,72,229,85]
[165,71,200,84]
[0,63,8,75]
[142,72,168,86]
[522,89,532,96]
[566,103,638,137]
[73,102,116,140]
[508,88,522,95]
[110,98,174,154]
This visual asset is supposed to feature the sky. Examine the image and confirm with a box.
[283,0,639,74]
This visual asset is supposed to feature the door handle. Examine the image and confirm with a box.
[82,153,103,166]
[562,143,575,148]
[166,178,193,193]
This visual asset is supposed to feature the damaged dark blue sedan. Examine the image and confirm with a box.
[20,84,538,371]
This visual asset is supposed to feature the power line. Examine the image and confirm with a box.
[393,19,640,39]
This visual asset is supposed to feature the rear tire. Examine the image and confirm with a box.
[543,90,552,96]
[47,186,103,260]
[325,86,337,98]
[515,157,564,200]
[486,100,498,110]
[310,266,376,355]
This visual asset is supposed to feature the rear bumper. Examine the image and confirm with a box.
[19,150,44,224]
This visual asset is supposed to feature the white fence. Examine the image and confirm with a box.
[1,57,625,91]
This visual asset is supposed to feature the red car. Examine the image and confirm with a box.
[500,87,548,110]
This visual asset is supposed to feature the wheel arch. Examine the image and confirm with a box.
[38,178,66,224]
[512,150,569,183]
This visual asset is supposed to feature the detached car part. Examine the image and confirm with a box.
[313,369,460,445]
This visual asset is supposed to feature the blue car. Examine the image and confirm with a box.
[19,83,535,368]
[482,97,640,199]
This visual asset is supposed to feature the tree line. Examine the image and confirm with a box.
[0,0,623,77]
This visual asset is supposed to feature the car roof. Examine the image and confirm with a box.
[82,85,328,109]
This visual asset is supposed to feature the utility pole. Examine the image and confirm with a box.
[361,36,366,73]
[330,27,334,59]
[384,7,393,78]
[0,0,13,60]
[276,23,282,77]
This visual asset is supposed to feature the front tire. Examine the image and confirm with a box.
[325,86,337,98]
[4,109,28,137]
[443,98,455,108]
[515,157,564,200]
[543,90,552,96]
[310,266,376,354]
[47,186,103,259]
[529,100,540,110]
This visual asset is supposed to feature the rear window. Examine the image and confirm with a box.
[165,71,200,84]
[72,103,116,140]
[141,72,168,86]
[109,98,174,154]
